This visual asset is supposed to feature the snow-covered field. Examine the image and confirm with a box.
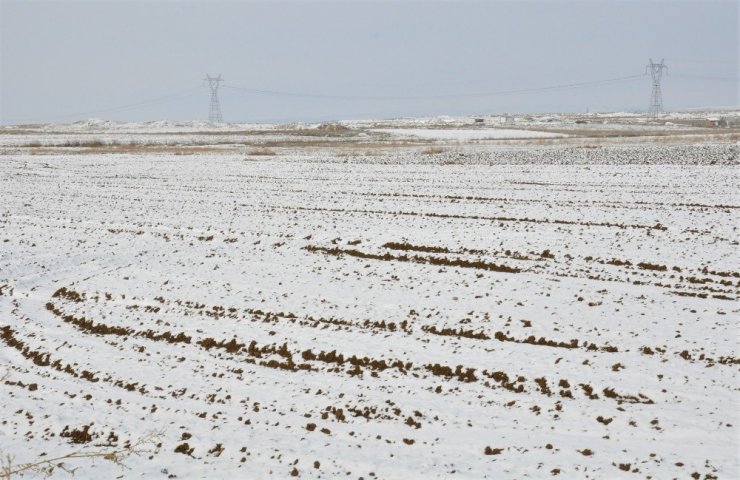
[1,120,738,479]
[371,128,566,140]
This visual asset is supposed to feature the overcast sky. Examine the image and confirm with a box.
[1,0,737,124]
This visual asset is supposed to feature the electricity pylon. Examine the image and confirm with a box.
[205,74,224,123]
[645,59,668,117]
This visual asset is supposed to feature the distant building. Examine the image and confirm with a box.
[718,117,738,128]
[704,117,720,127]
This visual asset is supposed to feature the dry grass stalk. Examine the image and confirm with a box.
[1,431,163,479]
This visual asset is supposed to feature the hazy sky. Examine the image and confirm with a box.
[1,0,737,124]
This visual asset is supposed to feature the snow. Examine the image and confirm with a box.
[372,128,566,140]
[0,120,738,479]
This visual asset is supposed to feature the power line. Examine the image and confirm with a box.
[670,74,740,82]
[4,87,205,123]
[7,70,734,125]
[221,74,645,101]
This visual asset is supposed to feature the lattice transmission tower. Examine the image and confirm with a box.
[645,59,668,117]
[205,74,224,123]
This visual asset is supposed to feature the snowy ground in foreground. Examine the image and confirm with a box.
[0,146,738,479]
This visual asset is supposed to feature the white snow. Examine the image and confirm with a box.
[0,121,738,480]
[372,128,566,140]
